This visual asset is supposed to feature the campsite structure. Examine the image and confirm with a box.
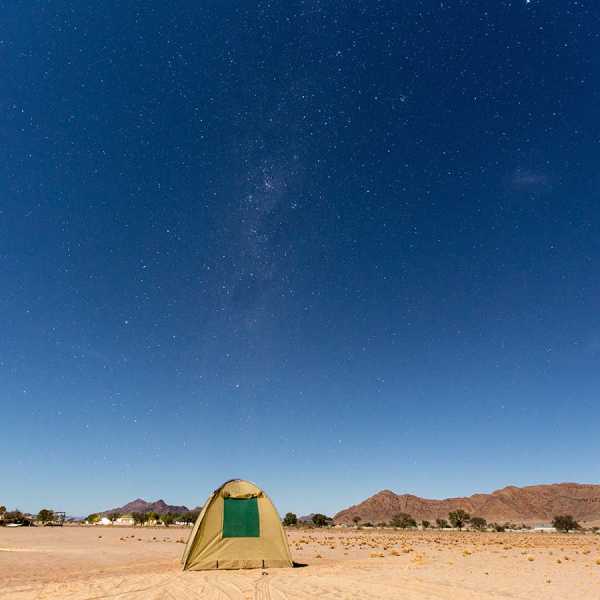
[181,479,293,570]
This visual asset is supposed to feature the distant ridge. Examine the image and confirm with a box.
[298,513,316,523]
[334,483,600,525]
[101,498,190,516]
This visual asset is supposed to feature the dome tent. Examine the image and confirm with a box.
[181,479,293,570]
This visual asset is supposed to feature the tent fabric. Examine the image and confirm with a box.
[181,479,293,571]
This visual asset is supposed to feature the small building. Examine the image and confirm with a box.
[116,514,135,526]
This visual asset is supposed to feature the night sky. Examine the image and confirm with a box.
[2,1,600,517]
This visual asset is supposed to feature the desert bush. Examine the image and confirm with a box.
[470,517,487,531]
[436,518,449,529]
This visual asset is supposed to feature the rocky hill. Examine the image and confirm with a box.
[334,483,600,525]
[102,498,190,516]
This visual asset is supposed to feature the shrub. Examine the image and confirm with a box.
[421,520,431,529]
[436,518,449,529]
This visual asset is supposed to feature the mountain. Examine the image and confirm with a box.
[298,513,316,523]
[334,483,600,525]
[102,498,190,516]
[298,513,334,523]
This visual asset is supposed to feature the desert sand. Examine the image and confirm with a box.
[1,526,600,599]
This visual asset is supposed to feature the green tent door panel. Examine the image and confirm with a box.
[222,497,260,537]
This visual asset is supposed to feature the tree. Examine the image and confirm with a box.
[491,522,506,532]
[390,513,417,529]
[182,510,199,525]
[312,514,331,527]
[86,513,100,524]
[108,512,121,524]
[448,510,470,530]
[37,509,54,525]
[5,510,26,525]
[161,513,175,527]
[0,506,6,516]
[421,520,431,529]
[132,512,147,526]
[283,512,298,526]
[552,515,579,533]
[470,517,487,531]
[436,518,449,529]
[352,516,362,527]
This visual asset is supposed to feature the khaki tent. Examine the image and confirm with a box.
[181,479,293,570]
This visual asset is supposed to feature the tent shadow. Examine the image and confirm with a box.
[292,562,308,568]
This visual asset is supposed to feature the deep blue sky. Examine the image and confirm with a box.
[2,1,600,517]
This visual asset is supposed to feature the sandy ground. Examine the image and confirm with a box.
[1,527,600,599]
